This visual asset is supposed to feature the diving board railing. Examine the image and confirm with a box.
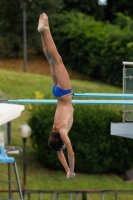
[73,93,133,98]
[123,61,133,66]
[0,93,133,100]
[1,93,133,105]
[123,61,133,122]
[1,99,133,105]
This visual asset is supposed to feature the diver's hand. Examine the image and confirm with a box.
[67,172,76,179]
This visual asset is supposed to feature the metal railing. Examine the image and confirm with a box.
[1,189,133,200]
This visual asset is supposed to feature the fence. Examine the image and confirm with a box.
[1,189,133,200]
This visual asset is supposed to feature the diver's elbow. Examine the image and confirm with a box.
[68,151,74,157]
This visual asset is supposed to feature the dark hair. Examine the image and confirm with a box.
[48,131,63,151]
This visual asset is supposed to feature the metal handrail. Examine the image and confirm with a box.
[1,189,133,200]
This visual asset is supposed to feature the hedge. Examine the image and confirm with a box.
[28,103,133,174]
[48,11,133,87]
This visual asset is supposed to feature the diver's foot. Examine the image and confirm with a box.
[37,13,49,33]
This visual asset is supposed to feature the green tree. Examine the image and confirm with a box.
[0,0,23,57]
[49,11,133,87]
[26,0,64,53]
[62,0,133,22]
[0,0,63,57]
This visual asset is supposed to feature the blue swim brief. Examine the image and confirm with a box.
[52,84,72,98]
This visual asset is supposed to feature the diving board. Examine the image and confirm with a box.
[111,122,133,139]
[0,104,25,126]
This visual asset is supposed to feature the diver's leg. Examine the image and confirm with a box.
[38,13,71,89]
[40,34,57,85]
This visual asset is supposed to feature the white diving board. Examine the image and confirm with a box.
[0,103,25,126]
[111,122,133,139]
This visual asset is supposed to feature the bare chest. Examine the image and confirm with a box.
[54,104,74,132]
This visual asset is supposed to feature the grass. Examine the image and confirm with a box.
[0,57,133,200]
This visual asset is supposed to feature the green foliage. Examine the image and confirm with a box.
[0,0,22,57]
[0,35,22,58]
[50,11,133,87]
[63,0,133,22]
[0,0,64,57]
[114,13,133,30]
[26,0,64,50]
[28,103,133,173]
